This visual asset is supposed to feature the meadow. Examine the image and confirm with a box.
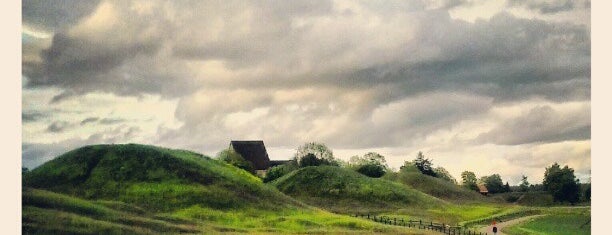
[503,209,590,235]
[22,144,589,234]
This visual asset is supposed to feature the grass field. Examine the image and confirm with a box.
[383,166,486,202]
[22,144,440,234]
[23,188,436,234]
[271,165,447,214]
[22,143,590,234]
[503,212,590,235]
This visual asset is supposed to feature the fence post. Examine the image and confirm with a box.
[367,213,370,219]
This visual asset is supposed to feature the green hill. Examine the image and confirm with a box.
[270,166,447,214]
[384,166,485,202]
[24,143,296,211]
[23,144,432,234]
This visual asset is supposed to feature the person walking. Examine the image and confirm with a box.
[492,220,498,234]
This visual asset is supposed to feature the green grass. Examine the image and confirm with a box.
[24,143,589,234]
[23,144,298,212]
[490,191,556,206]
[376,203,521,226]
[503,212,590,235]
[383,166,486,202]
[23,144,439,234]
[169,205,438,234]
[23,188,433,234]
[271,165,447,214]
[23,188,199,234]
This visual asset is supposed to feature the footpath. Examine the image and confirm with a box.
[478,215,544,235]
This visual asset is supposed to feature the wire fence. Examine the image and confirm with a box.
[352,213,488,235]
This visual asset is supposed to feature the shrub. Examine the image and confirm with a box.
[355,164,385,178]
[506,195,520,203]
[217,149,254,174]
[263,163,297,183]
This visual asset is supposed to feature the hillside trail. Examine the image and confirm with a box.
[478,215,544,235]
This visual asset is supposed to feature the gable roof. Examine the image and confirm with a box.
[477,184,488,193]
[230,140,270,170]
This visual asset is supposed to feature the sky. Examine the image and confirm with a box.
[22,0,591,185]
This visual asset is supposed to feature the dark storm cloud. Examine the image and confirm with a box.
[46,121,71,133]
[99,118,127,125]
[80,117,99,125]
[22,111,47,122]
[22,1,589,105]
[50,90,77,104]
[23,0,101,31]
[360,13,589,103]
[80,117,127,126]
[476,105,590,145]
[507,0,579,14]
[21,1,590,151]
[25,32,167,94]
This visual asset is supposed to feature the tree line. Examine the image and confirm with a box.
[217,142,589,204]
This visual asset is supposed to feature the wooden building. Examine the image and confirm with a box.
[229,140,289,176]
[477,184,489,196]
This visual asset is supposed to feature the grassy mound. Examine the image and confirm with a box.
[384,166,485,202]
[22,144,443,234]
[24,188,433,234]
[271,166,447,213]
[22,188,199,234]
[23,144,296,211]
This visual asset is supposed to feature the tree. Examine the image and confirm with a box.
[295,142,339,166]
[434,167,457,184]
[348,152,389,178]
[356,164,386,178]
[217,149,254,174]
[461,171,478,191]
[519,175,530,192]
[480,174,504,194]
[543,163,580,203]
[413,152,436,176]
[298,153,322,167]
[504,182,511,193]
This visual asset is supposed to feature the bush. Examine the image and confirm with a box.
[217,149,254,174]
[355,164,385,178]
[505,195,520,203]
[347,152,388,178]
[263,163,297,183]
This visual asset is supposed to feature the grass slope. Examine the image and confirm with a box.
[24,144,296,211]
[24,188,435,234]
[384,166,485,202]
[23,188,199,234]
[503,209,590,235]
[271,166,447,214]
[23,144,434,234]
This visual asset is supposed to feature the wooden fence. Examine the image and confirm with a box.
[353,213,487,235]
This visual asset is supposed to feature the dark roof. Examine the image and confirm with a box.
[230,140,270,170]
[269,160,290,168]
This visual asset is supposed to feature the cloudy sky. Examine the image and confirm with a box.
[22,0,590,184]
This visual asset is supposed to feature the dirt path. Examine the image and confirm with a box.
[478,215,544,235]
